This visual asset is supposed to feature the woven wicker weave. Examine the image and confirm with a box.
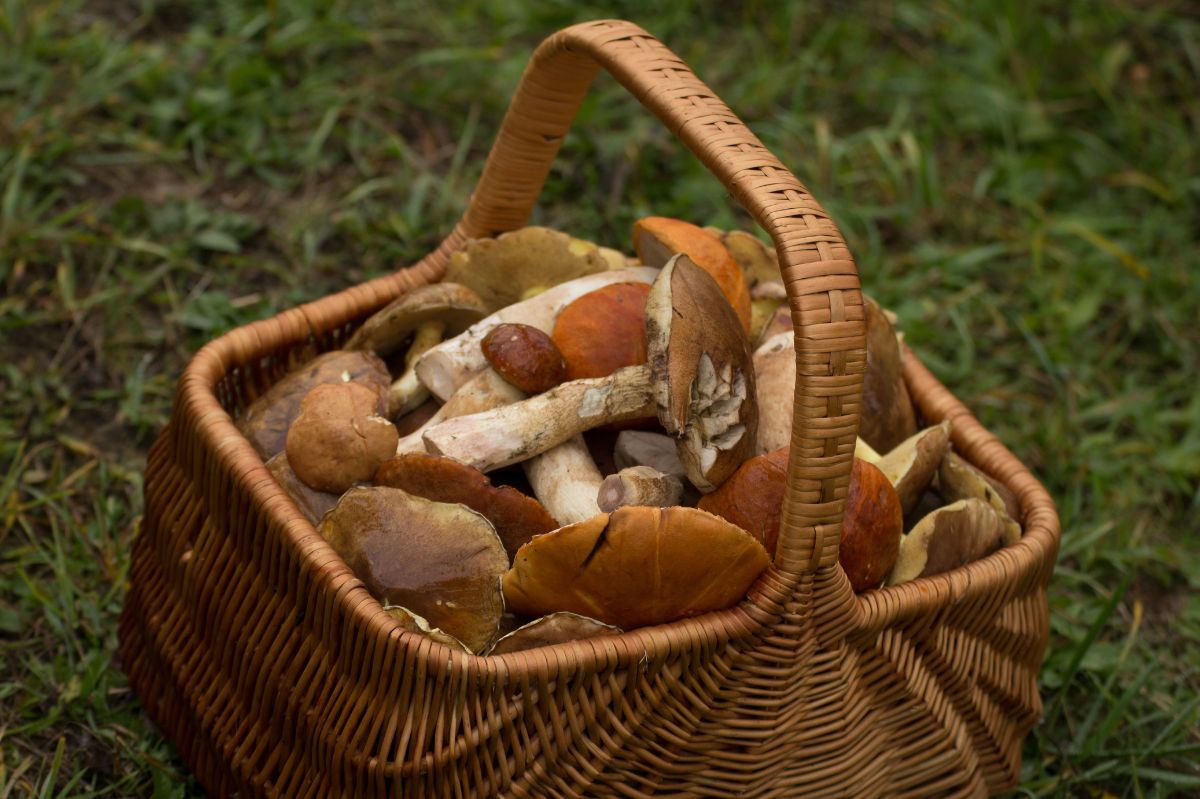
[119,20,1059,798]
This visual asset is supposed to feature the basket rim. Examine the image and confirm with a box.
[170,257,1060,677]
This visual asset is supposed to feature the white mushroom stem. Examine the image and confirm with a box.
[422,366,655,472]
[597,466,683,513]
[522,436,603,526]
[387,320,445,418]
[613,430,687,479]
[414,267,658,401]
[395,368,524,454]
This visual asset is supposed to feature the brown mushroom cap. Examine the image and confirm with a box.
[551,282,650,381]
[840,458,904,591]
[481,323,567,395]
[373,453,557,559]
[238,350,390,460]
[344,282,488,356]
[384,605,471,653]
[285,382,399,493]
[265,452,342,526]
[874,421,952,516]
[502,505,769,629]
[486,612,621,655]
[393,398,442,438]
[645,254,758,492]
[697,447,789,555]
[721,229,780,288]
[632,217,752,334]
[755,304,793,348]
[444,227,612,311]
[860,295,918,452]
[887,498,1019,585]
[936,451,1021,523]
[320,486,508,652]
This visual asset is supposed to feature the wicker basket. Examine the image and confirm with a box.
[118,20,1059,798]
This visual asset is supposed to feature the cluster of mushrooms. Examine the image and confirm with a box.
[238,219,1024,655]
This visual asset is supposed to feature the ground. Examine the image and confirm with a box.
[1,1,1198,796]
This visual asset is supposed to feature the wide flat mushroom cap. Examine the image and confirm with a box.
[238,350,390,460]
[645,254,758,491]
[887,498,1019,585]
[487,612,621,655]
[502,505,769,629]
[373,453,557,559]
[444,227,611,311]
[320,486,509,653]
[344,282,488,356]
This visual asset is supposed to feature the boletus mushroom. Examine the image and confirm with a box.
[486,612,621,656]
[551,282,651,381]
[320,486,508,652]
[384,605,471,653]
[421,254,757,492]
[860,296,918,452]
[887,498,1020,585]
[285,382,399,493]
[481,323,567,394]
[502,505,769,629]
[265,453,341,526]
[936,451,1021,522]
[865,421,951,517]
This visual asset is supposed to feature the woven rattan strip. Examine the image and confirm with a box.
[118,19,1059,797]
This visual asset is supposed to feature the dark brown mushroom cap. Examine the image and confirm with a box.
[481,323,567,395]
[486,612,621,655]
[888,498,1018,585]
[645,254,758,492]
[237,350,390,460]
[265,452,341,526]
[373,453,557,559]
[839,458,904,592]
[860,295,918,452]
[502,505,769,629]
[320,486,508,653]
[344,282,488,356]
[384,605,471,653]
[286,382,399,493]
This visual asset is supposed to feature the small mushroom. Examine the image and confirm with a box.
[887,498,1020,585]
[415,267,658,402]
[481,323,567,394]
[872,422,952,516]
[860,295,918,452]
[285,382,399,493]
[265,452,341,526]
[443,227,615,311]
[344,283,489,417]
[551,282,651,381]
[422,255,758,491]
[384,605,471,653]
[320,486,509,652]
[936,451,1021,523]
[632,217,752,334]
[486,612,621,655]
[237,350,390,460]
[502,505,769,629]
[597,466,684,513]
[373,453,557,559]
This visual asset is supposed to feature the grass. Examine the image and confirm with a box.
[1,0,1197,795]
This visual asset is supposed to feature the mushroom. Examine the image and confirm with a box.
[393,368,524,454]
[486,612,621,655]
[551,282,651,382]
[597,466,684,513]
[748,280,787,342]
[344,283,489,417]
[373,453,557,559]
[936,451,1021,523]
[632,216,752,334]
[481,323,567,394]
[860,295,918,452]
[613,430,687,479]
[384,605,471,653]
[522,436,605,526]
[869,422,952,516]
[393,398,441,438]
[502,505,769,629]
[443,226,617,312]
[720,229,781,289]
[237,349,390,460]
[755,304,793,348]
[887,498,1020,585]
[285,382,399,493]
[414,267,658,402]
[752,329,796,454]
[421,254,757,492]
[696,447,790,554]
[265,452,341,526]
[319,486,509,652]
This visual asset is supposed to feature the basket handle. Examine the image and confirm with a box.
[445,20,865,579]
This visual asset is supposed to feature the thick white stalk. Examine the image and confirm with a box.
[522,437,603,526]
[394,369,524,455]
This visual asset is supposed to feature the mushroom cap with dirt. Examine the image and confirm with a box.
[502,505,769,629]
[320,486,509,653]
